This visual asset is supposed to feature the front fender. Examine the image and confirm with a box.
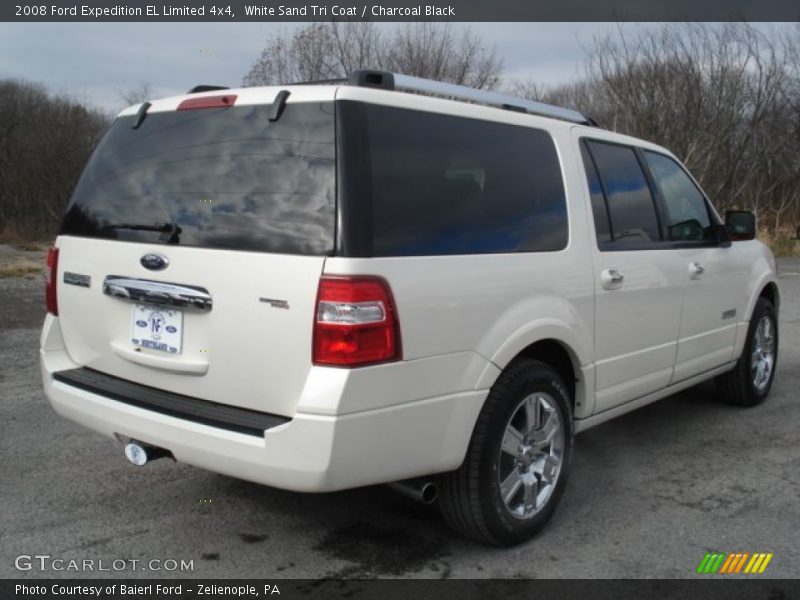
[734,243,779,360]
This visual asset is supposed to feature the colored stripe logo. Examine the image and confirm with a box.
[696,552,773,574]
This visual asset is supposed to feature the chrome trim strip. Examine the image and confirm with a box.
[103,276,212,312]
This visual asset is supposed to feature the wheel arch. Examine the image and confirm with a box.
[759,281,780,313]
[734,274,780,361]
[477,332,593,419]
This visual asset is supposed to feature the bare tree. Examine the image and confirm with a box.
[0,80,109,239]
[243,22,502,89]
[243,23,353,84]
[514,23,800,236]
[117,81,154,107]
[506,77,546,101]
[382,24,502,89]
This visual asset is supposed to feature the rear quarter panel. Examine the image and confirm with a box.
[322,123,597,417]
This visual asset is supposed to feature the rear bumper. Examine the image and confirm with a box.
[40,315,488,492]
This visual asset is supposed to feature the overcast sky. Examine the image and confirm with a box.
[0,22,658,114]
[1,22,790,115]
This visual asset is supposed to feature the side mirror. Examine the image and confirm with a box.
[725,210,756,241]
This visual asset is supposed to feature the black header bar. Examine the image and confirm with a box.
[3,0,800,22]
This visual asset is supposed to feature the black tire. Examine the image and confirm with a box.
[715,297,778,407]
[438,359,573,546]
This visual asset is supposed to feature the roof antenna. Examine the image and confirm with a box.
[132,102,152,130]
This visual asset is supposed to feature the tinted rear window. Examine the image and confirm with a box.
[363,105,568,256]
[61,102,336,255]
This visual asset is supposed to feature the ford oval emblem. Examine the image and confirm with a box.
[140,253,168,271]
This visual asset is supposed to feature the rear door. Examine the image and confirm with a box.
[54,91,336,417]
[579,138,685,413]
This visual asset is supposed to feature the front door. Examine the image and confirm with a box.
[639,150,749,382]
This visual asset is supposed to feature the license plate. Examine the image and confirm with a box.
[131,304,183,354]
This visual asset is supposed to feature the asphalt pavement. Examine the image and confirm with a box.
[1,260,798,579]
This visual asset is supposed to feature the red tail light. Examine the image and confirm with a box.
[313,276,401,367]
[45,247,59,316]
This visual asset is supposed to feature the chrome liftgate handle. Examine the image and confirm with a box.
[103,276,213,312]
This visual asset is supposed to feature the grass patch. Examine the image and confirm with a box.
[768,236,799,257]
[0,266,42,278]
[12,242,43,252]
[759,229,800,258]
[0,242,47,277]
[0,225,50,248]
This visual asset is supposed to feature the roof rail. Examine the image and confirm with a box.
[187,85,229,94]
[348,70,592,126]
[288,77,348,86]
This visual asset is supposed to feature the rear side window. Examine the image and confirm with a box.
[363,105,568,256]
[643,151,714,242]
[61,102,336,255]
[585,140,660,243]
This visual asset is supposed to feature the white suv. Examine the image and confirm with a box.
[40,71,779,545]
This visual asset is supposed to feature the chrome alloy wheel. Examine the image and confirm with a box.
[752,315,776,392]
[498,392,565,520]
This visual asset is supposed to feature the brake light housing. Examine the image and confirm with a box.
[313,276,401,367]
[176,94,238,111]
[45,247,59,316]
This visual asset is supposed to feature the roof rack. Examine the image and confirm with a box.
[348,70,593,126]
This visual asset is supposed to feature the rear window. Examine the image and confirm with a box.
[362,105,568,256]
[61,102,336,255]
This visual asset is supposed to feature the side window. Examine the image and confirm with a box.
[585,141,660,243]
[365,105,568,256]
[643,151,714,242]
[580,143,611,243]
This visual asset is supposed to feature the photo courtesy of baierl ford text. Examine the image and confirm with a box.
[1,1,799,599]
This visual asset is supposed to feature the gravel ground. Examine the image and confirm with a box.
[1,259,798,579]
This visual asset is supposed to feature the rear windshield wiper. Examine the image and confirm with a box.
[101,221,182,244]
[131,102,152,130]
[269,90,290,122]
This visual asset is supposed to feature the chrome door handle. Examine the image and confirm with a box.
[689,262,705,279]
[103,276,213,312]
[601,268,624,290]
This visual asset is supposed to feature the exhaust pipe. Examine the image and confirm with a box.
[124,441,171,466]
[387,478,439,505]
